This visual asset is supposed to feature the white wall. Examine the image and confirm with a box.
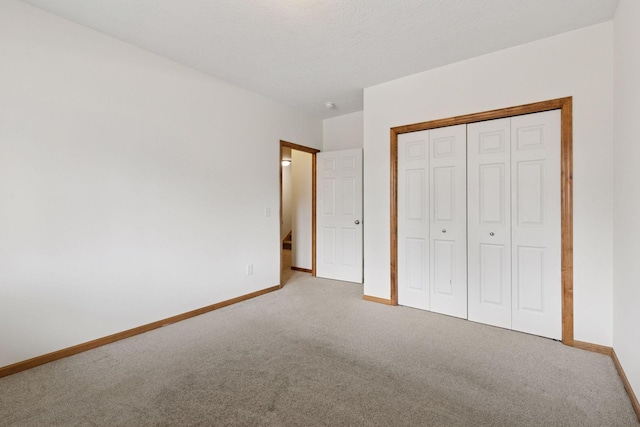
[613,0,640,401]
[323,111,364,151]
[291,150,313,269]
[0,0,321,368]
[364,23,615,346]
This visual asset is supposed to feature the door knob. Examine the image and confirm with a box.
[355,220,360,225]
[442,229,447,233]
[489,232,495,236]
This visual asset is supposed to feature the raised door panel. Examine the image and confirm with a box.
[433,240,454,296]
[429,125,467,319]
[322,178,336,215]
[321,227,336,264]
[511,110,561,339]
[318,159,338,271]
[405,237,428,293]
[468,118,512,329]
[479,244,507,306]
[398,131,430,310]
[516,246,545,311]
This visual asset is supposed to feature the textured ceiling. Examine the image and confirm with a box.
[19,0,619,119]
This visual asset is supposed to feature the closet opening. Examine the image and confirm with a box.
[389,97,574,345]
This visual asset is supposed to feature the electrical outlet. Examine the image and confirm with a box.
[247,264,253,275]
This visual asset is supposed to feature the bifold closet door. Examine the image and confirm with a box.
[510,110,561,340]
[398,125,467,318]
[468,110,561,339]
[398,130,430,310]
[428,125,467,319]
[467,118,512,329]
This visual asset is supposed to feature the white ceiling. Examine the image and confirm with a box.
[19,0,619,119]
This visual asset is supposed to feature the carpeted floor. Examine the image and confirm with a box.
[0,272,637,426]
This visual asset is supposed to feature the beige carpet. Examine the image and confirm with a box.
[0,272,637,426]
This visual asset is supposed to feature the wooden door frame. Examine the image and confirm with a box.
[389,97,574,345]
[280,140,320,284]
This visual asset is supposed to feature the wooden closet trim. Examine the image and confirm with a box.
[389,97,574,346]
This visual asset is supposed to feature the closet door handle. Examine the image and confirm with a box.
[489,232,495,236]
[441,229,447,233]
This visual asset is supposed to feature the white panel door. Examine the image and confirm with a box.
[316,149,363,283]
[468,118,512,329]
[511,110,561,339]
[398,131,430,310]
[429,125,467,319]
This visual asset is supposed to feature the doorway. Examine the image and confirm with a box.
[280,140,319,287]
